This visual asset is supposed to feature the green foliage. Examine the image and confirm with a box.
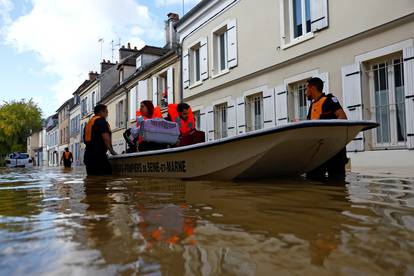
[0,99,42,155]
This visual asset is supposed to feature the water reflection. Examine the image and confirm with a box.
[0,167,413,275]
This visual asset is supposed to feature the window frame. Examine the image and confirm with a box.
[245,93,264,132]
[214,103,228,139]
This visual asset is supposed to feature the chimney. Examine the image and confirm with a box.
[165,13,180,49]
[100,59,115,73]
[89,71,98,81]
[119,43,139,60]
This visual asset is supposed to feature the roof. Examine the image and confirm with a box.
[174,0,212,28]
[117,46,169,70]
[56,97,74,112]
[73,79,92,96]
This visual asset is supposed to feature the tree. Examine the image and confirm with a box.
[0,99,42,155]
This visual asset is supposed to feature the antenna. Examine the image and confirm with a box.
[111,38,121,62]
[98,38,104,61]
[182,0,185,16]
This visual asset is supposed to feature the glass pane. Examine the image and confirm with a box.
[195,49,200,82]
[305,0,311,33]
[394,59,406,142]
[293,0,303,38]
[219,33,227,71]
[374,64,391,144]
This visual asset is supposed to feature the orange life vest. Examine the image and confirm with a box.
[310,96,328,120]
[135,106,163,126]
[84,116,111,143]
[167,104,195,135]
[64,151,71,160]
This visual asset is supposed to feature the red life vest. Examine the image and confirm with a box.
[84,116,111,143]
[167,104,195,135]
[64,151,71,160]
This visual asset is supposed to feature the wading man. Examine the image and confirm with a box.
[83,104,117,175]
[60,147,73,168]
[305,77,348,180]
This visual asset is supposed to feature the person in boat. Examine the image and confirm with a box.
[124,100,165,153]
[167,103,205,146]
[60,147,73,168]
[305,77,348,180]
[83,104,117,175]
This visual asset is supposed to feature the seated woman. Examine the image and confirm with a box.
[124,100,166,153]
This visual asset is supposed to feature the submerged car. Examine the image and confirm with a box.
[5,153,33,168]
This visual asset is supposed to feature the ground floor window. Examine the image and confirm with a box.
[246,93,263,132]
[369,56,406,148]
[289,81,309,121]
[214,103,228,139]
[193,110,201,130]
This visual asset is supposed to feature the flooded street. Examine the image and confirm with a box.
[0,167,414,275]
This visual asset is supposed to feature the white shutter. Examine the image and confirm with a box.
[129,86,137,121]
[200,37,209,81]
[342,63,364,152]
[236,97,246,134]
[183,49,190,89]
[199,108,207,134]
[227,19,238,68]
[138,80,148,103]
[152,77,158,107]
[275,85,288,125]
[263,88,276,129]
[403,46,414,149]
[227,99,237,137]
[318,72,330,94]
[310,0,328,32]
[167,67,174,104]
[206,106,214,141]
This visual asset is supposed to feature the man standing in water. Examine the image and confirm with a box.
[83,104,117,175]
[60,147,73,168]
[305,77,348,180]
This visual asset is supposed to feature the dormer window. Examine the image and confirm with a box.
[119,69,124,84]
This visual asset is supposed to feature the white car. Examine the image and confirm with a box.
[5,153,33,168]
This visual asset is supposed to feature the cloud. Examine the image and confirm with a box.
[0,0,13,25]
[155,0,201,7]
[2,0,163,110]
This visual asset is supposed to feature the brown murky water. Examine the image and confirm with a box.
[0,167,414,275]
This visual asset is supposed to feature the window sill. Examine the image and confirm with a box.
[281,32,314,50]
[189,81,203,90]
[212,68,230,79]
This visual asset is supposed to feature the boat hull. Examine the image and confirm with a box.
[109,120,377,180]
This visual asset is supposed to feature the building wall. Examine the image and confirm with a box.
[106,91,127,154]
[69,105,82,166]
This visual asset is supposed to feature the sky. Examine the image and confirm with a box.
[0,0,201,117]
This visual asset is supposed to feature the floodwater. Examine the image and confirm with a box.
[0,167,414,276]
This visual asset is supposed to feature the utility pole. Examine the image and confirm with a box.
[182,0,185,16]
[98,38,104,61]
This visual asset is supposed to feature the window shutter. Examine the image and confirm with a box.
[236,97,246,134]
[341,63,364,152]
[227,19,238,68]
[200,37,209,80]
[310,0,328,32]
[318,72,330,94]
[167,67,174,104]
[199,108,207,134]
[275,85,288,125]
[183,49,190,88]
[403,46,414,149]
[129,86,137,121]
[263,88,276,129]
[138,79,148,103]
[227,99,237,137]
[152,77,158,107]
[206,106,214,141]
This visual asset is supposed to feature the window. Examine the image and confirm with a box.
[158,72,168,109]
[213,28,228,73]
[246,93,264,132]
[92,92,96,108]
[190,44,201,83]
[289,81,310,121]
[369,57,406,148]
[292,0,311,39]
[214,103,228,139]
[116,100,125,128]
[193,110,201,130]
[120,69,124,84]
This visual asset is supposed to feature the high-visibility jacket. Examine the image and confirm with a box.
[167,104,195,135]
[135,106,163,126]
[63,151,71,161]
[310,96,328,120]
[84,116,111,144]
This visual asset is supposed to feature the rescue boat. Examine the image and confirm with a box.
[109,120,378,180]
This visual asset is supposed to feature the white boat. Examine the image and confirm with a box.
[109,120,378,180]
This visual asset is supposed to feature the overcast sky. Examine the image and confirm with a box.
[0,0,201,117]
